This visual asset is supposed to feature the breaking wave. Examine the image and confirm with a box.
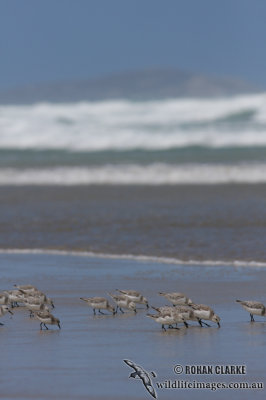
[0,248,265,268]
[1,163,266,185]
[0,94,266,151]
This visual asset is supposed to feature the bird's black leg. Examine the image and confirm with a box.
[197,318,203,327]
[93,308,96,315]
[44,323,49,330]
[250,313,255,322]
[115,305,119,314]
[98,310,106,315]
[184,321,189,328]
[119,307,124,314]
[201,320,211,327]
[161,324,166,331]
[172,325,180,330]
[40,322,43,330]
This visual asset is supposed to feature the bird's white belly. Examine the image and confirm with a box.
[193,309,210,319]
[243,306,263,316]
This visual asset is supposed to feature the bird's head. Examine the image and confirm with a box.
[212,314,221,327]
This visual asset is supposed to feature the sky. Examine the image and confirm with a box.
[0,0,266,90]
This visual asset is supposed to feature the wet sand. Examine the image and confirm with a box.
[2,184,266,262]
[0,252,265,399]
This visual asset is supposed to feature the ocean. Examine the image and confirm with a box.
[1,94,266,262]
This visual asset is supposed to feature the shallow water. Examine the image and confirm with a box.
[0,253,265,399]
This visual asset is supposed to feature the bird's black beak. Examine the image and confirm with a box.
[146,304,149,309]
[217,322,220,328]
[58,322,61,329]
[8,310,14,315]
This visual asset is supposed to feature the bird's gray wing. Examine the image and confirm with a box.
[139,371,157,398]
[143,380,157,399]
[124,359,139,372]
[241,301,264,309]
[124,360,151,378]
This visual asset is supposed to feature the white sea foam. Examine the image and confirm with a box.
[1,163,266,185]
[0,94,266,151]
[0,248,265,268]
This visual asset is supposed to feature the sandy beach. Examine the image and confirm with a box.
[1,251,265,399]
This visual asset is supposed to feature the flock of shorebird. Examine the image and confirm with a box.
[0,284,265,330]
[0,285,60,330]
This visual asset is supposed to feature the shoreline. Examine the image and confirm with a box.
[1,247,266,268]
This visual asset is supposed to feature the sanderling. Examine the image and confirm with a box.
[190,303,221,327]
[36,311,61,330]
[14,284,38,294]
[19,290,55,308]
[172,305,204,327]
[0,293,9,305]
[152,306,189,328]
[25,299,50,317]
[158,292,192,306]
[236,300,266,322]
[0,305,13,325]
[116,289,149,308]
[147,309,184,331]
[4,290,25,307]
[80,297,115,315]
[108,293,137,313]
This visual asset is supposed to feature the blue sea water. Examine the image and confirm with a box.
[0,94,266,184]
